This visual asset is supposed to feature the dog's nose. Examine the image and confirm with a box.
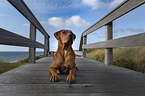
[69,34,73,38]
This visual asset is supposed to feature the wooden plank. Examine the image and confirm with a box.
[7,0,50,38]
[0,28,47,49]
[83,33,145,49]
[83,0,145,36]
[105,22,113,65]
[1,57,145,95]
[28,23,36,63]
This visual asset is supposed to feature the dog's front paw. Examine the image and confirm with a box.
[66,75,75,83]
[50,74,59,82]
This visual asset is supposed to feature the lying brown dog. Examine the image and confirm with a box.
[49,30,78,83]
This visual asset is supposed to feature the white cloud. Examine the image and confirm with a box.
[82,0,104,10]
[23,21,46,27]
[114,27,145,37]
[114,28,144,33]
[114,27,145,38]
[126,28,144,33]
[48,15,90,27]
[0,14,7,17]
[40,21,46,25]
[0,0,10,7]
[114,28,125,33]
[81,0,124,10]
[108,0,124,8]
[24,0,81,14]
[65,15,90,27]
[23,23,30,27]
[48,17,64,27]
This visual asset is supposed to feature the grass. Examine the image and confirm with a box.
[0,54,44,74]
[86,46,145,73]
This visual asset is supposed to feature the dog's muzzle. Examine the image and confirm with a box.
[64,34,73,45]
[69,34,73,38]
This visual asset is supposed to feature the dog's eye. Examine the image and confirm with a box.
[62,31,66,34]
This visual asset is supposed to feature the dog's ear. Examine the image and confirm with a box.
[54,30,62,40]
[73,33,76,40]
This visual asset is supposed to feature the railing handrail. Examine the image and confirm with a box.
[8,0,50,38]
[0,28,48,49]
[0,0,50,63]
[80,0,145,65]
[82,0,145,36]
[83,33,145,49]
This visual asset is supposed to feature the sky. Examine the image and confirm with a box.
[0,0,145,51]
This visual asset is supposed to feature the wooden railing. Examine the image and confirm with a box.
[79,0,145,65]
[0,0,50,63]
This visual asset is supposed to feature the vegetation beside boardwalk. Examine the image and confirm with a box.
[1,47,145,74]
[86,46,145,73]
[0,54,44,74]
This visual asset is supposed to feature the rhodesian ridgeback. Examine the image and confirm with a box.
[49,30,78,83]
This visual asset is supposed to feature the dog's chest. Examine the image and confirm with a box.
[64,51,67,57]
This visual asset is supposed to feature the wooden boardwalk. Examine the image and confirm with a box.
[0,57,145,96]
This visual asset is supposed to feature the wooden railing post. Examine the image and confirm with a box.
[105,22,113,65]
[44,37,49,57]
[28,23,36,63]
[82,35,87,58]
[79,35,83,51]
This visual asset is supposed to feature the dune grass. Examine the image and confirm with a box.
[0,54,44,74]
[86,46,145,73]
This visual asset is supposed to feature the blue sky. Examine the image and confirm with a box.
[0,0,145,51]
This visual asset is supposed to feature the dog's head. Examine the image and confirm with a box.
[54,30,76,45]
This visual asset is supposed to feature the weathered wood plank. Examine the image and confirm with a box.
[7,0,49,38]
[0,28,47,49]
[83,33,145,49]
[0,57,145,96]
[83,0,145,36]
